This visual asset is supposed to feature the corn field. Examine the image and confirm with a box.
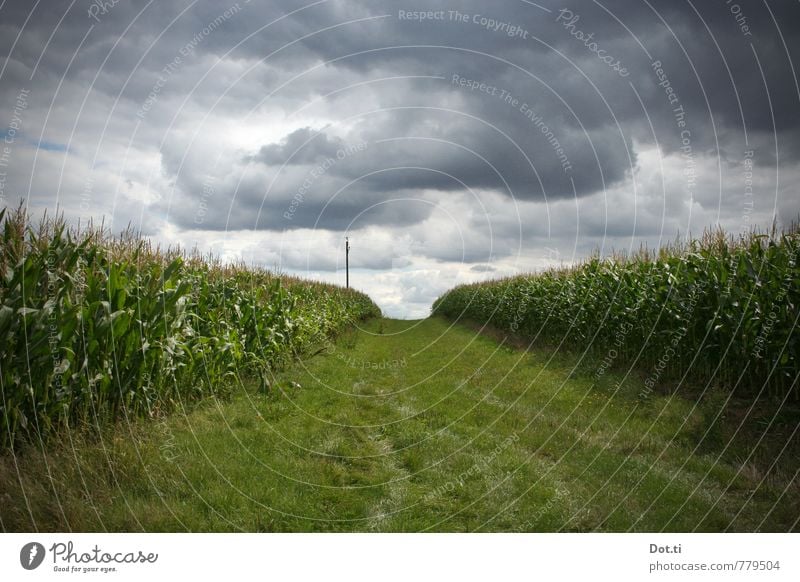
[433,227,800,401]
[0,207,380,449]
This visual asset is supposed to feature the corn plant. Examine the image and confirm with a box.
[0,207,379,448]
[433,226,800,400]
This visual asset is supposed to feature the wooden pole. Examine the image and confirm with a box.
[345,237,350,289]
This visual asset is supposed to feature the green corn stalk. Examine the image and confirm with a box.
[433,225,800,402]
[0,207,380,449]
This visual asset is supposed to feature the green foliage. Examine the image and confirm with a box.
[433,226,800,400]
[0,207,379,448]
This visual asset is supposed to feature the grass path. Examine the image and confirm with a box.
[2,317,797,532]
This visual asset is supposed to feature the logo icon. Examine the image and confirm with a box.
[20,542,46,570]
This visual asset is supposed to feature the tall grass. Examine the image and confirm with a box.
[433,226,800,400]
[0,206,380,449]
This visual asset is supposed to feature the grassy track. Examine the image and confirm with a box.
[2,317,797,532]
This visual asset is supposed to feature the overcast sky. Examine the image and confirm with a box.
[1,0,799,317]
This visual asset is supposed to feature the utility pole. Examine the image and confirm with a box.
[345,237,350,289]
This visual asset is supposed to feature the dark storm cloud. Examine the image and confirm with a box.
[253,127,347,166]
[470,264,496,273]
[2,0,799,246]
[162,160,435,233]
